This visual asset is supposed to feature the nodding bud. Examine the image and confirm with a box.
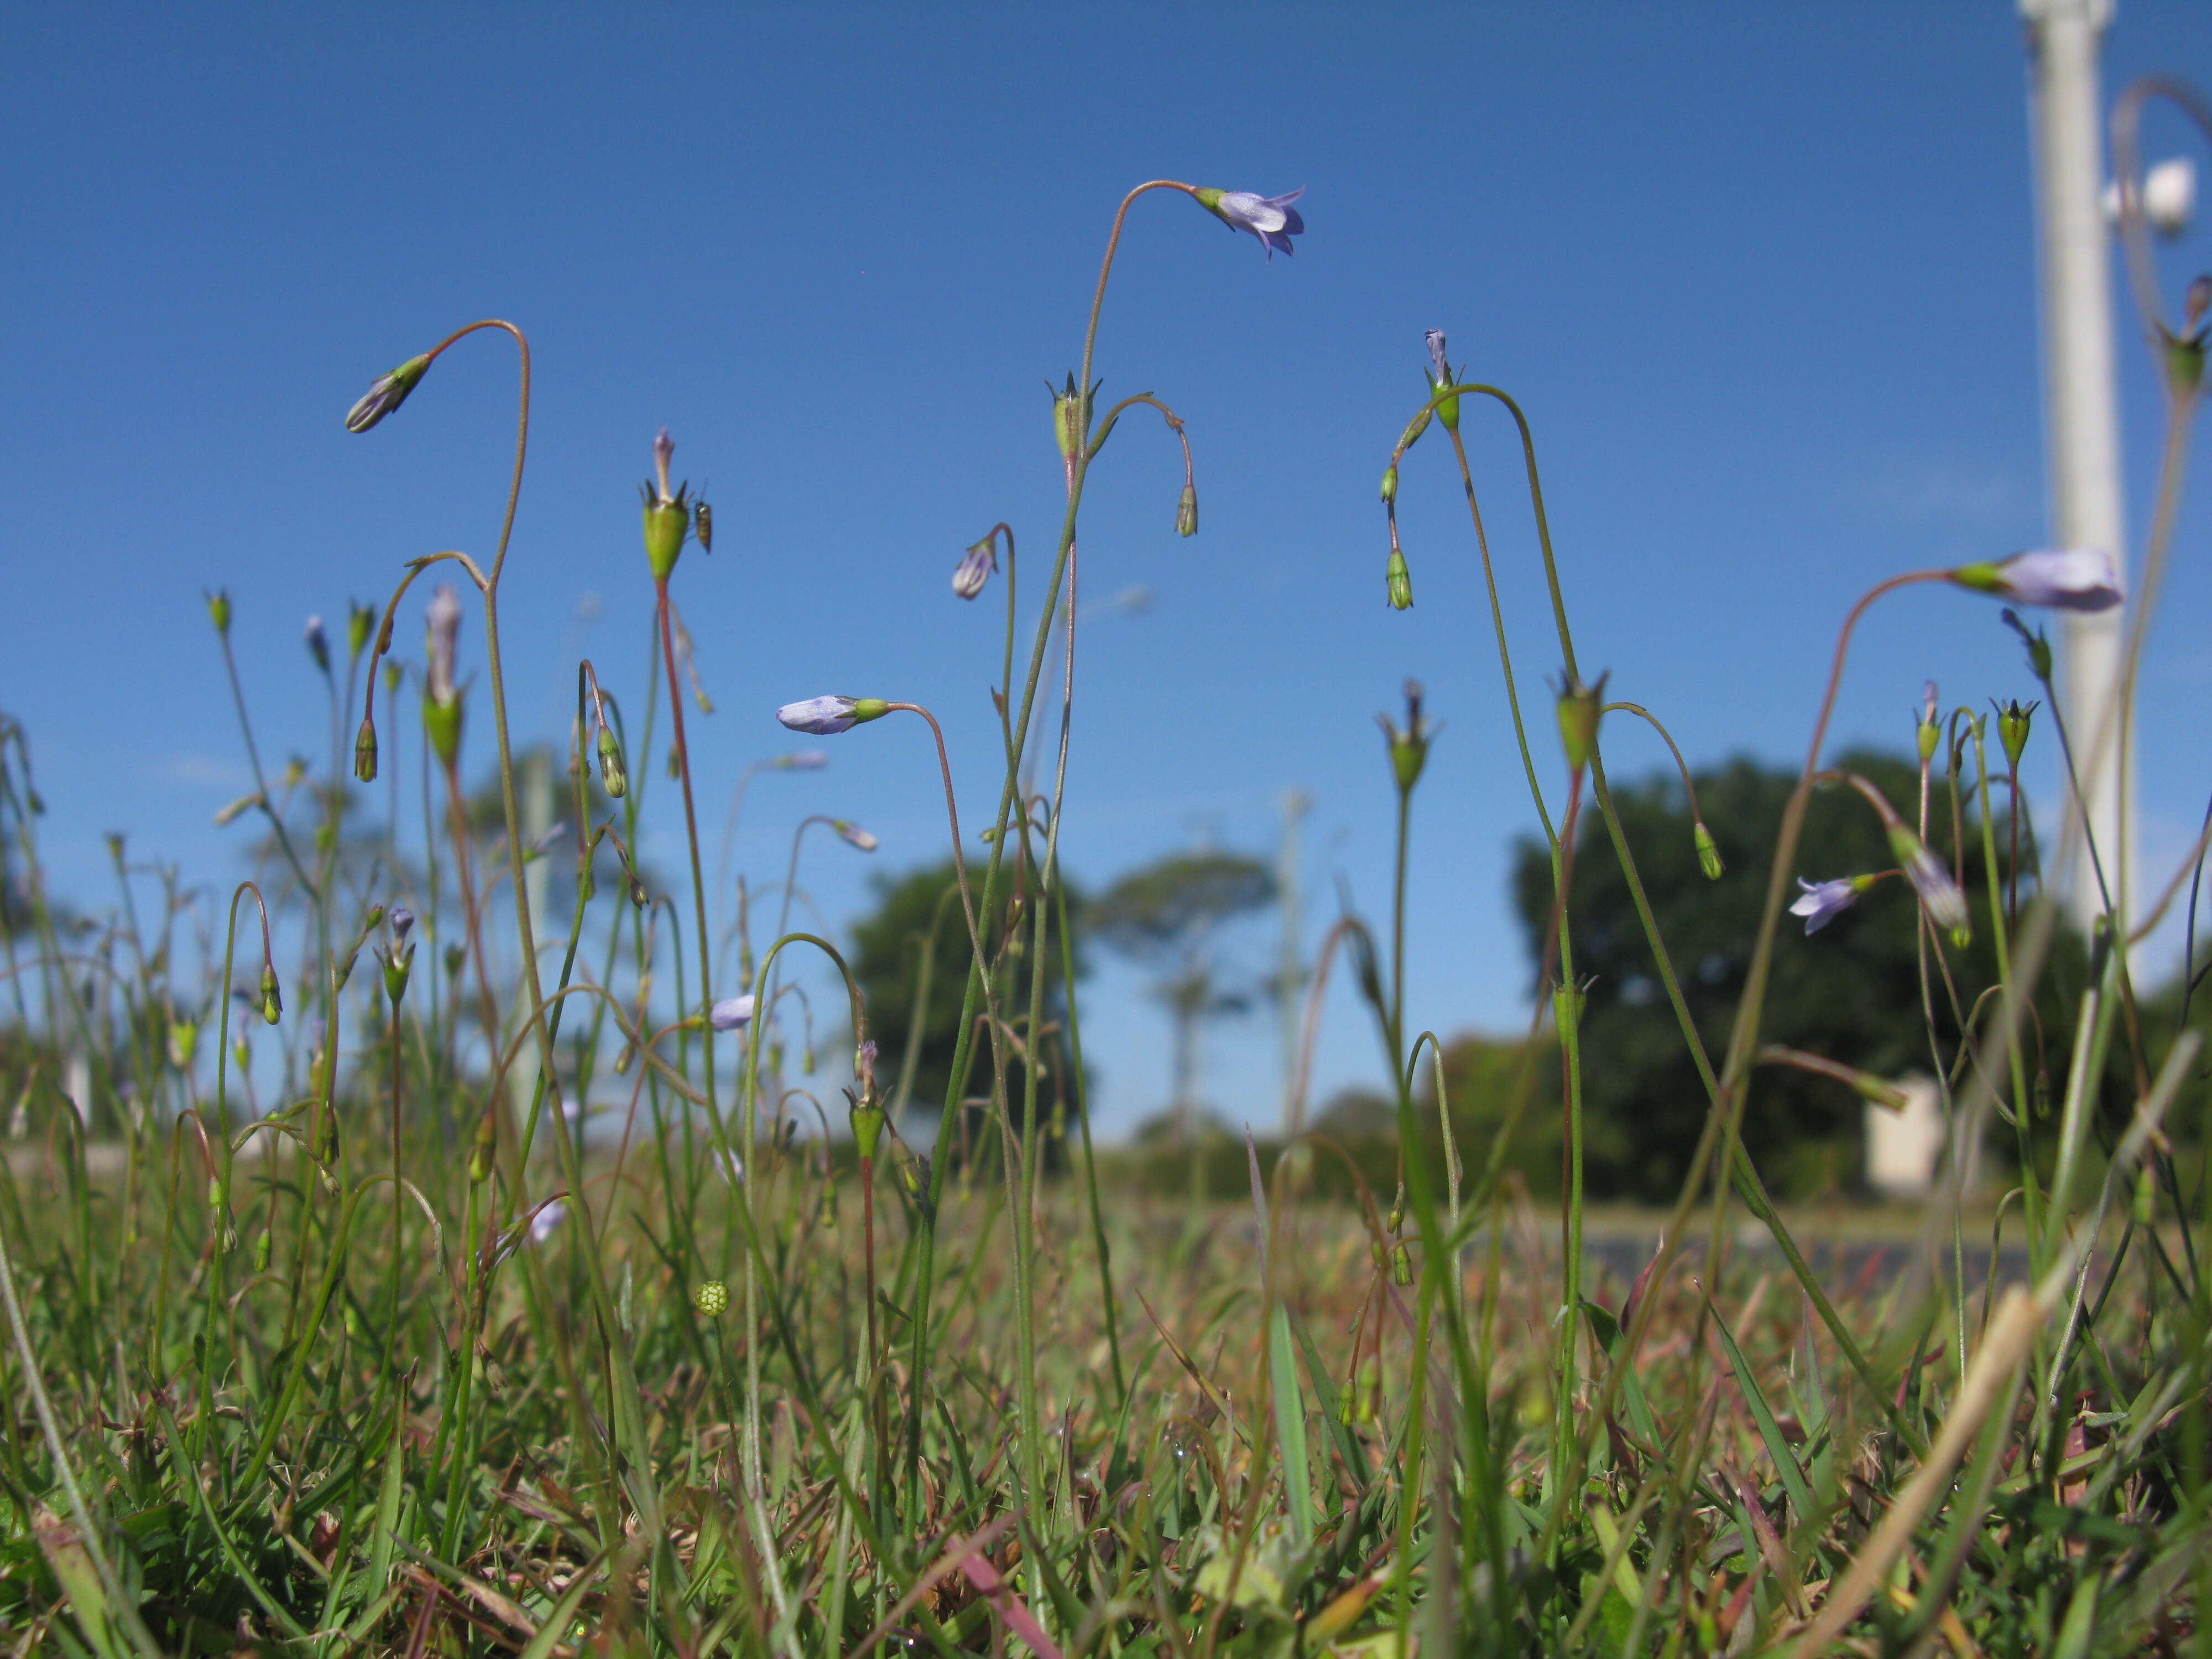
[354,717,378,782]
[628,872,649,909]
[304,615,331,675]
[692,1280,730,1317]
[693,499,713,554]
[1378,679,1432,794]
[1996,698,2037,770]
[1176,481,1199,537]
[1694,821,1724,881]
[206,589,232,636]
[1554,672,1608,771]
[1396,405,1432,455]
[951,538,997,599]
[832,819,879,852]
[258,963,283,1026]
[777,695,891,735]
[1885,825,1971,939]
[596,726,627,797]
[1385,546,1413,610]
[2000,609,2054,683]
[345,353,431,434]
[1380,464,1398,504]
[709,994,755,1031]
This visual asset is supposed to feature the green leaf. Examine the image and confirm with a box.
[1269,1304,1313,1545]
[1709,1298,1815,1526]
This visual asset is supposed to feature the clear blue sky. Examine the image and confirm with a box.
[6,5,2210,1136]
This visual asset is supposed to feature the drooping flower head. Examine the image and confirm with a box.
[952,538,997,600]
[1949,548,2123,612]
[529,1198,567,1244]
[1888,828,1971,938]
[424,585,463,705]
[304,615,331,675]
[345,353,431,434]
[1193,187,1306,260]
[1790,877,1864,935]
[710,994,756,1031]
[779,750,830,771]
[776,695,890,735]
[832,819,879,853]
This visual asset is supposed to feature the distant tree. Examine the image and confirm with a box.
[1089,850,1275,1141]
[1510,749,2081,1202]
[845,859,1085,1149]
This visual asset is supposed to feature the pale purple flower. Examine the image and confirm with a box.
[390,906,415,942]
[779,750,830,771]
[1425,329,1449,383]
[1897,842,1971,933]
[1203,187,1306,259]
[1957,548,2123,613]
[710,994,756,1031]
[1790,878,1860,935]
[425,584,463,702]
[344,353,429,434]
[832,819,879,852]
[951,540,997,599]
[530,1200,566,1244]
[778,696,859,734]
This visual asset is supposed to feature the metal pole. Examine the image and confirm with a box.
[2022,0,2132,930]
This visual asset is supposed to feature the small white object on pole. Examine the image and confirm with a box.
[2022,0,2132,933]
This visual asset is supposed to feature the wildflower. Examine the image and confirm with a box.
[259,962,283,1025]
[640,428,701,582]
[345,353,431,433]
[778,750,829,771]
[1949,548,2122,612]
[1790,877,1863,935]
[832,819,879,852]
[423,584,465,765]
[206,589,232,636]
[304,615,331,675]
[1916,681,1940,765]
[1554,672,1609,771]
[390,906,414,941]
[1996,698,2037,769]
[1193,187,1306,259]
[1176,479,1199,537]
[213,791,262,827]
[529,1199,566,1244]
[1887,826,1971,938]
[1424,328,1462,431]
[596,726,627,797]
[951,538,997,599]
[776,695,891,735]
[709,994,756,1031]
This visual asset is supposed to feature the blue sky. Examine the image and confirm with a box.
[5,4,2210,1136]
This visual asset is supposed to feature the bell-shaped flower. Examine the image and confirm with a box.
[709,994,756,1032]
[1950,549,2122,613]
[951,539,997,599]
[1194,186,1306,259]
[1790,877,1862,935]
[345,353,431,434]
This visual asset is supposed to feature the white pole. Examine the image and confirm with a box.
[2022,0,2132,931]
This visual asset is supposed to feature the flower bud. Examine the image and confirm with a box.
[596,727,627,798]
[354,717,378,782]
[628,872,649,909]
[259,963,283,1026]
[304,615,331,675]
[1885,825,1970,940]
[444,942,466,978]
[1552,978,1586,1032]
[851,1100,886,1162]
[422,695,462,769]
[383,946,413,1003]
[468,1108,495,1183]
[1391,1242,1413,1285]
[1425,328,1461,433]
[168,1021,198,1071]
[1995,698,2036,770]
[252,1229,270,1272]
[206,589,233,637]
[1051,373,1088,465]
[643,496,688,582]
[1379,464,1398,504]
[1693,822,1724,881]
[1396,406,1432,455]
[1554,673,1608,772]
[1385,547,1413,611]
[951,539,997,599]
[692,1280,729,1317]
[346,353,431,434]
[347,602,376,662]
[1378,679,1432,794]
[1175,481,1198,538]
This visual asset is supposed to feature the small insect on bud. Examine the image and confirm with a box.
[693,499,713,554]
[1694,821,1724,881]
[1175,480,1199,538]
[354,717,378,782]
[1554,672,1608,772]
[205,589,233,636]
[258,963,283,1026]
[693,1280,730,1317]
[1385,546,1413,611]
